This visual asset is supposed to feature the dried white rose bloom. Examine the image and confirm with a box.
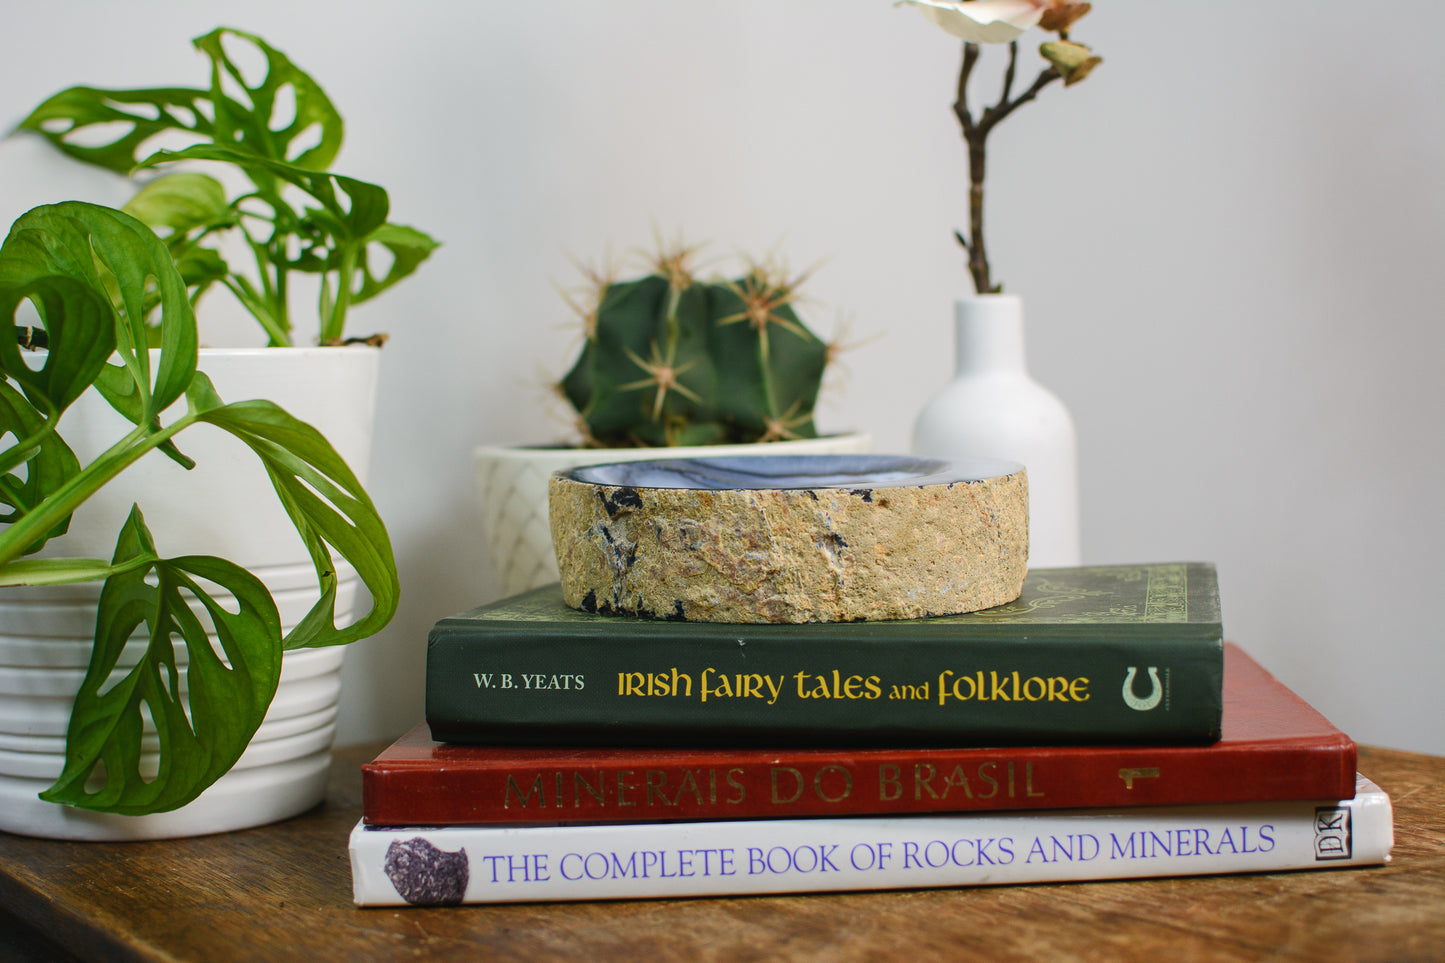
[896,0,1046,44]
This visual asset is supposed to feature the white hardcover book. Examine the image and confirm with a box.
[350,775,1393,906]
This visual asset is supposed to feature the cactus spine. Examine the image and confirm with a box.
[559,247,830,448]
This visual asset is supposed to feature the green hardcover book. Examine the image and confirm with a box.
[426,562,1224,748]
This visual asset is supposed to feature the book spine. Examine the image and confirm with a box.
[349,778,1393,906]
[425,627,1223,746]
[362,740,1357,825]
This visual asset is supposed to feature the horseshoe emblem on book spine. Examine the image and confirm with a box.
[1122,666,1163,711]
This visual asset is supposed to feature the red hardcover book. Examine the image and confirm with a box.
[362,644,1355,826]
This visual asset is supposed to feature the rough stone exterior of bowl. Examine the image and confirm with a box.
[548,465,1028,623]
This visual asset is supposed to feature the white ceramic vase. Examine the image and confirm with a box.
[475,433,874,597]
[911,296,1081,567]
[0,346,380,839]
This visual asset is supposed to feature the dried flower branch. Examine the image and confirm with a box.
[897,1,1102,293]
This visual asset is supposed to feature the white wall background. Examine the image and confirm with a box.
[2,1,1441,755]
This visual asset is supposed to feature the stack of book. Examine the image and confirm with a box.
[348,562,1394,906]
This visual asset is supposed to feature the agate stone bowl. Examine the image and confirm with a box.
[547,453,1028,624]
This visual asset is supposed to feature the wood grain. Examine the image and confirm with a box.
[0,744,1440,962]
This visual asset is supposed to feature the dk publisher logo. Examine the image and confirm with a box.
[1313,807,1353,861]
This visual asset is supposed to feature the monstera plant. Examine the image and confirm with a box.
[0,200,400,815]
[0,26,433,819]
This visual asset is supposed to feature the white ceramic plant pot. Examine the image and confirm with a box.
[0,346,380,840]
[475,433,874,597]
[911,296,1081,567]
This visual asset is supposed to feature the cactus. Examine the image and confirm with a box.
[559,247,831,448]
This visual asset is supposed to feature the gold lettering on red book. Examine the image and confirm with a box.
[616,769,637,806]
[977,762,999,799]
[504,774,545,809]
[879,764,903,801]
[772,767,805,804]
[672,770,704,807]
[645,769,669,806]
[725,768,746,804]
[815,765,853,802]
[1027,762,1044,798]
[1118,767,1161,789]
[574,771,606,807]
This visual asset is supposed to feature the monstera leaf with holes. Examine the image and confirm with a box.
[16,26,438,347]
[0,201,400,815]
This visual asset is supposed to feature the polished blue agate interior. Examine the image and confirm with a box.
[563,454,1023,491]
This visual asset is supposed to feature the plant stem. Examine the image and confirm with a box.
[0,554,152,588]
[322,244,360,344]
[239,198,294,346]
[0,413,198,570]
[273,253,292,346]
[952,41,1062,295]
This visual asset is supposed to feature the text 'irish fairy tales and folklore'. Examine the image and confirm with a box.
[601,669,1091,705]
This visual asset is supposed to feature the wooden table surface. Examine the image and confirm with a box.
[1,743,1441,962]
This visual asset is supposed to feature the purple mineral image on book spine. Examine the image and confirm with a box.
[384,837,470,905]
